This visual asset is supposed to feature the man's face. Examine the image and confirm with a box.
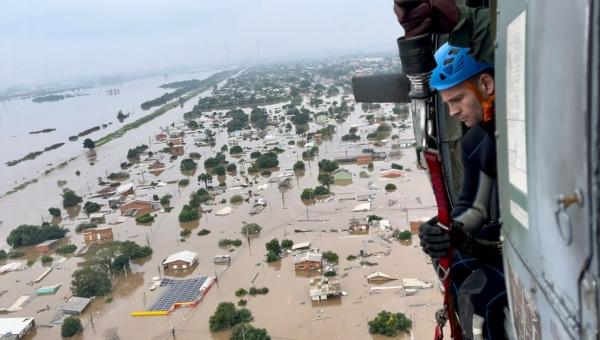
[439,81,483,127]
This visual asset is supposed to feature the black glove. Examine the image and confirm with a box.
[419,216,451,258]
[393,0,460,38]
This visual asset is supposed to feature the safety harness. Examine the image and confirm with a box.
[424,150,462,340]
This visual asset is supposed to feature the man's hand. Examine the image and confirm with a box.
[419,216,451,258]
[393,0,460,38]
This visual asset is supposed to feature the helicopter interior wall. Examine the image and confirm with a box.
[496,0,594,338]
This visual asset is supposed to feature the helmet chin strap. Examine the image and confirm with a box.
[465,80,495,124]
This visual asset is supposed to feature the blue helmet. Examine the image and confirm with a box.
[430,43,493,91]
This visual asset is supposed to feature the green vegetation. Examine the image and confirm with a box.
[248,287,269,296]
[300,188,315,201]
[117,110,129,123]
[107,171,129,180]
[368,311,412,336]
[317,173,334,187]
[56,244,77,254]
[41,255,53,263]
[189,152,201,160]
[75,223,97,232]
[341,133,360,142]
[367,215,383,222]
[241,223,262,236]
[254,152,279,169]
[0,250,7,260]
[322,251,339,264]
[197,229,211,236]
[190,189,212,206]
[126,144,148,159]
[313,186,330,196]
[180,158,197,171]
[281,239,294,248]
[135,213,154,224]
[180,229,192,237]
[230,195,244,204]
[160,194,172,206]
[230,145,243,154]
[48,207,61,218]
[178,179,190,187]
[71,266,112,298]
[61,316,82,337]
[393,229,413,241]
[6,224,68,247]
[346,255,357,261]
[250,107,269,130]
[227,163,237,173]
[293,161,305,171]
[230,324,271,340]
[83,201,101,215]
[62,189,82,208]
[385,183,397,192]
[324,270,337,277]
[302,146,319,159]
[226,109,249,132]
[235,288,248,297]
[204,152,226,168]
[83,138,96,150]
[7,251,24,259]
[318,159,339,172]
[208,302,253,332]
[250,151,262,159]
[213,165,226,176]
[219,239,243,248]
[237,299,247,307]
[179,205,199,222]
[265,238,282,262]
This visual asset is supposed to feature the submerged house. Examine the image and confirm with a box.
[0,317,36,339]
[294,252,323,271]
[332,168,352,181]
[120,200,161,217]
[83,227,114,246]
[309,277,341,302]
[62,297,91,315]
[349,218,369,234]
[162,250,198,270]
[35,239,58,253]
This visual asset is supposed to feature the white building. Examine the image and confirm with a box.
[162,250,198,270]
[0,317,35,339]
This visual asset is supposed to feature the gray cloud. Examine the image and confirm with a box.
[0,0,404,88]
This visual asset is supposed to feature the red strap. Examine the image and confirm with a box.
[424,151,452,226]
[424,150,462,340]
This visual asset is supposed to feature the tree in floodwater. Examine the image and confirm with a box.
[83,138,96,150]
[71,266,112,298]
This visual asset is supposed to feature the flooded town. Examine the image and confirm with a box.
[0,54,445,340]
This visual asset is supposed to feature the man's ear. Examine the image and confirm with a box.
[480,73,495,96]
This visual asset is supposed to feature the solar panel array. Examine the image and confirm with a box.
[149,277,208,311]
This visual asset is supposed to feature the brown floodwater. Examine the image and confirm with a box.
[0,93,445,339]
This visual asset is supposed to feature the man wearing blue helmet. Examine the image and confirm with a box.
[394,2,507,339]
[426,42,507,340]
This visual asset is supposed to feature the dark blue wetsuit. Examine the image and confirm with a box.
[449,122,507,340]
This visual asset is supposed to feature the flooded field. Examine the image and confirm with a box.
[0,63,444,339]
[0,69,219,194]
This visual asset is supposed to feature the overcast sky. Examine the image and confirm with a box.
[0,0,403,89]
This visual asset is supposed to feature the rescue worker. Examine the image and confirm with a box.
[393,1,507,339]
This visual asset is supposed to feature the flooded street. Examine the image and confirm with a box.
[1,68,444,340]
